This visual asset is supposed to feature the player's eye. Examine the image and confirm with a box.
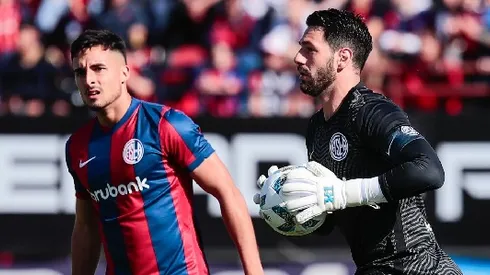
[301,47,315,55]
[306,46,316,52]
[75,70,86,76]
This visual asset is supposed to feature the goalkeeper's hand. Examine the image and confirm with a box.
[252,164,304,223]
[281,161,365,224]
[253,165,290,221]
[252,164,299,205]
[252,165,279,205]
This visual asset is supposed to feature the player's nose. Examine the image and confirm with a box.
[294,51,306,65]
[84,69,96,87]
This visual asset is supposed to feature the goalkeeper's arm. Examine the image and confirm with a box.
[282,99,444,222]
[354,100,445,203]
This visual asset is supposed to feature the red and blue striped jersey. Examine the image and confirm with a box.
[65,98,214,275]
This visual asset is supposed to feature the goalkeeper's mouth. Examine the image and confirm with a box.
[297,68,311,79]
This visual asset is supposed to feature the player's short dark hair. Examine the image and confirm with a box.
[306,9,373,70]
[70,29,127,63]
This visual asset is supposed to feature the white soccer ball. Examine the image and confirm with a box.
[258,165,327,236]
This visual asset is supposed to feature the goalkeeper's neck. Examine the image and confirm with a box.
[319,74,361,121]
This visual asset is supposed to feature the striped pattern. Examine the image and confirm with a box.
[306,84,462,274]
[66,98,213,275]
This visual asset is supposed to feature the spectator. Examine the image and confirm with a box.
[196,41,247,117]
[0,24,68,117]
[0,0,487,118]
[248,24,314,117]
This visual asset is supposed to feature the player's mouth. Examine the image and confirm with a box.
[87,89,101,99]
[298,72,310,80]
[297,68,310,79]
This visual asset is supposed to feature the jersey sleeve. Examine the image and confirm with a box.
[355,99,444,201]
[159,108,215,172]
[355,99,418,156]
[65,138,90,200]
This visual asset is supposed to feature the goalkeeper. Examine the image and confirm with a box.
[255,9,462,275]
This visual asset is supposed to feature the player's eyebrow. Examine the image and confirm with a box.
[299,40,316,49]
[73,63,106,74]
[89,62,106,68]
[299,40,310,45]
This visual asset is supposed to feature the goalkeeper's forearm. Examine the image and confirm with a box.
[377,138,444,202]
[345,138,444,205]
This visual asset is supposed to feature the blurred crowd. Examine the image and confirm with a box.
[0,0,488,118]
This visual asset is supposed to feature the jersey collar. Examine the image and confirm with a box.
[96,97,141,133]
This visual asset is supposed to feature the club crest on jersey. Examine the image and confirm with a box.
[400,125,419,136]
[329,132,348,161]
[123,139,144,165]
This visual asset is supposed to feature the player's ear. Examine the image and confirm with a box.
[337,48,353,71]
[121,65,130,84]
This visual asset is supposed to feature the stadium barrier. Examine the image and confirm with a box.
[0,112,489,263]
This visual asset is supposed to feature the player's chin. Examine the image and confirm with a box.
[83,99,106,111]
[299,83,322,97]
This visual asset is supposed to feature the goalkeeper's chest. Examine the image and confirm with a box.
[308,124,389,180]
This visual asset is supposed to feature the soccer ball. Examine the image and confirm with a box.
[258,165,327,236]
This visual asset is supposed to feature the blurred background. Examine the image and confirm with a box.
[0,0,489,274]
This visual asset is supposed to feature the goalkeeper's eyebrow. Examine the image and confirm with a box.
[299,39,317,50]
[299,40,310,46]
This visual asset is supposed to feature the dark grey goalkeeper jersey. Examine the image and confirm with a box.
[307,83,462,275]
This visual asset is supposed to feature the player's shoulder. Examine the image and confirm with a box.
[155,105,198,135]
[136,99,169,122]
[348,85,407,119]
[134,99,191,125]
[66,118,97,149]
[131,99,198,137]
[349,86,411,135]
[348,85,397,110]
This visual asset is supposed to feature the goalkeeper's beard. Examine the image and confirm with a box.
[299,57,336,97]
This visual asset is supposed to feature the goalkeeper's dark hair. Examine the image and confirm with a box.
[306,9,373,71]
[70,29,127,63]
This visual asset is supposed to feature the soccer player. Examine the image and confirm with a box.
[257,9,462,275]
[65,29,263,275]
